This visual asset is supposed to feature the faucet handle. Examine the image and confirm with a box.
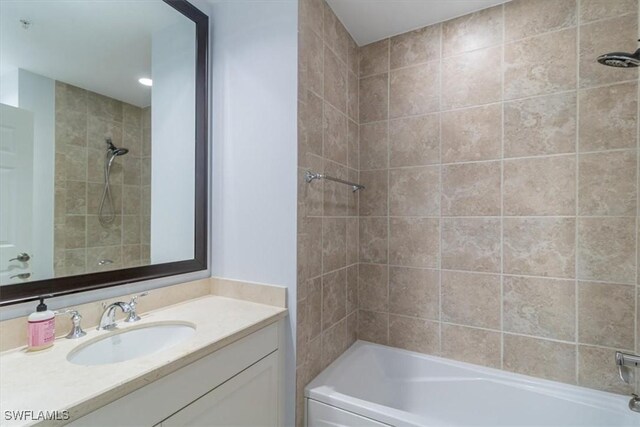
[125,292,148,323]
[56,309,87,339]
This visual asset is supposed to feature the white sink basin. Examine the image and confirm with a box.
[67,322,196,366]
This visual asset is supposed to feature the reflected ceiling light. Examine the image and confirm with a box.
[138,77,152,87]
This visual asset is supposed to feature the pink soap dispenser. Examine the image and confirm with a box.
[27,298,55,351]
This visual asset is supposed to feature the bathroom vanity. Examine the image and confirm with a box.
[0,294,287,426]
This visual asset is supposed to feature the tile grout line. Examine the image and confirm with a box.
[438,21,444,356]
[575,0,581,387]
[500,2,505,370]
[386,34,391,346]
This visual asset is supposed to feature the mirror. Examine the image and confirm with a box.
[0,0,208,304]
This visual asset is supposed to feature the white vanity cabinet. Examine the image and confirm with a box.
[69,322,283,427]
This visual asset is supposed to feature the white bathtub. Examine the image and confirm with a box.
[305,341,639,426]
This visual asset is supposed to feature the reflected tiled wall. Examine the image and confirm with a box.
[356,0,639,395]
[54,82,151,277]
[296,0,360,424]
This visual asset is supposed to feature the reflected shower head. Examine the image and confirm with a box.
[597,48,640,68]
[105,138,129,156]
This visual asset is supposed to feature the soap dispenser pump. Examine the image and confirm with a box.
[27,298,55,351]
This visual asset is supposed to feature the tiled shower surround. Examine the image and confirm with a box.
[54,82,151,277]
[297,0,640,424]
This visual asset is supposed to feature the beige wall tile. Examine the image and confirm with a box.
[389,166,440,216]
[65,214,87,248]
[86,215,123,248]
[324,46,347,114]
[578,345,634,394]
[503,155,576,216]
[579,150,637,216]
[346,265,358,314]
[442,218,501,273]
[359,121,388,170]
[442,270,501,329]
[389,267,439,320]
[389,61,440,119]
[322,268,347,330]
[347,71,359,122]
[65,181,87,215]
[359,74,388,123]
[359,169,388,216]
[308,277,322,340]
[442,46,502,109]
[504,29,577,99]
[442,162,501,216]
[578,217,636,284]
[348,119,359,170]
[359,263,389,312]
[359,217,388,264]
[443,5,503,56]
[578,82,638,152]
[298,217,322,283]
[358,310,388,344]
[346,218,358,266]
[389,217,440,268]
[504,218,576,278]
[323,102,348,165]
[505,0,576,41]
[442,104,502,163]
[322,218,347,273]
[504,276,576,341]
[578,281,635,349]
[390,25,441,69]
[389,315,439,354]
[299,28,323,97]
[323,160,348,216]
[441,324,501,368]
[323,3,349,62]
[322,318,347,368]
[389,114,440,167]
[347,37,359,76]
[56,109,87,147]
[580,0,637,23]
[504,92,576,158]
[359,39,389,77]
[503,334,577,384]
[87,91,122,122]
[579,14,638,88]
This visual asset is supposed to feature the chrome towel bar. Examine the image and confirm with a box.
[305,170,365,192]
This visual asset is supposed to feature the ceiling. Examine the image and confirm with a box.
[0,1,191,107]
[326,0,512,46]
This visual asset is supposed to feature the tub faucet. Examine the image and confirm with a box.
[615,351,640,413]
[98,302,132,330]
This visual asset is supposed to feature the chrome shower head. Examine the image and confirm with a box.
[597,48,640,68]
[105,138,129,156]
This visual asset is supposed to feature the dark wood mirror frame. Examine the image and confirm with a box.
[0,0,208,307]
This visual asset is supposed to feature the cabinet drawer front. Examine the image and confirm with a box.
[70,323,279,426]
[162,351,279,427]
[306,400,390,427]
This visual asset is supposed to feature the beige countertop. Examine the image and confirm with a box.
[0,295,287,426]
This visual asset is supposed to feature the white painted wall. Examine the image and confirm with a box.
[150,20,196,264]
[0,68,19,107]
[206,1,298,425]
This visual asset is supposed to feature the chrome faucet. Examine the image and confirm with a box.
[98,302,132,330]
[98,293,149,330]
[57,309,86,339]
[615,351,640,413]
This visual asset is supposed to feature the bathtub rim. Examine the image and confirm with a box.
[304,340,635,426]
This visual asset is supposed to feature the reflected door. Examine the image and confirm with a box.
[0,103,34,285]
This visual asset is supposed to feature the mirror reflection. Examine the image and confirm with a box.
[0,0,197,286]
